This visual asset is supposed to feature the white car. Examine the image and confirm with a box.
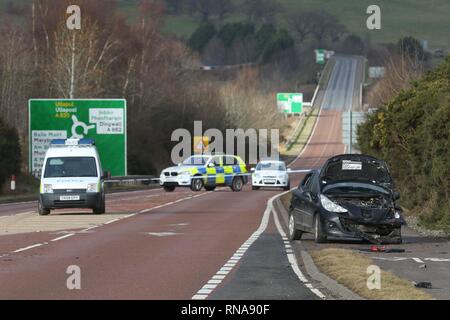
[252,160,291,190]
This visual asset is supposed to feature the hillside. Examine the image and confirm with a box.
[1,0,448,50]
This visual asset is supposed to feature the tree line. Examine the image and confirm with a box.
[0,0,286,190]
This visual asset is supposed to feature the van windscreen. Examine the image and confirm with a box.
[44,157,98,178]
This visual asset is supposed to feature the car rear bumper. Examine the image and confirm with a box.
[40,192,101,209]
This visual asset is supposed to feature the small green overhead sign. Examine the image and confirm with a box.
[315,49,325,64]
[28,99,127,177]
[277,93,303,114]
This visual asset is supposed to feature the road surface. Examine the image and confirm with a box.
[4,56,446,300]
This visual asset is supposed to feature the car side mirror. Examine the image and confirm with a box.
[102,171,110,179]
[303,191,313,202]
[250,168,255,172]
[393,191,401,200]
[287,168,292,172]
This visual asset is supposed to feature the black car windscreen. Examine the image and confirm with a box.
[44,157,98,178]
[322,159,391,184]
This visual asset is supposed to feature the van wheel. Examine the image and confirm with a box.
[190,176,204,192]
[231,177,244,192]
[314,213,327,243]
[38,200,50,216]
[163,186,176,192]
[204,185,216,191]
[93,196,106,214]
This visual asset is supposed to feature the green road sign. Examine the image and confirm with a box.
[29,99,127,177]
[277,93,303,114]
[315,49,325,64]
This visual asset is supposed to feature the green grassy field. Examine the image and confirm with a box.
[1,0,448,49]
[161,0,450,50]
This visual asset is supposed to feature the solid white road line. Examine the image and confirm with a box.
[273,205,326,299]
[191,193,280,300]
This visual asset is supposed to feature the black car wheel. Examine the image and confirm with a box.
[314,213,327,243]
[252,186,260,190]
[288,209,303,241]
[190,176,204,192]
[231,177,244,192]
[204,185,216,191]
[164,185,176,192]
[283,183,291,191]
[38,200,50,216]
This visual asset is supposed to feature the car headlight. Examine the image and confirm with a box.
[43,184,53,194]
[320,195,347,213]
[86,183,98,193]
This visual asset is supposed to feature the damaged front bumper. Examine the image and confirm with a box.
[321,212,405,244]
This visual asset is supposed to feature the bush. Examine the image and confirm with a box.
[358,56,450,228]
[0,117,21,191]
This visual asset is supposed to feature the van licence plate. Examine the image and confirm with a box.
[59,195,80,201]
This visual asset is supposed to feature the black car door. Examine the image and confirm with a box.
[302,172,320,230]
[291,172,314,230]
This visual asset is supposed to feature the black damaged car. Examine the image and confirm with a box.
[288,154,405,244]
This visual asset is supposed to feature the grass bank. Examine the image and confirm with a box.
[311,248,433,300]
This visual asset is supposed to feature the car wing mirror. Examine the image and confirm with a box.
[303,191,313,202]
[250,167,255,172]
[393,191,401,200]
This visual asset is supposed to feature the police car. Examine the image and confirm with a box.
[160,154,248,192]
[251,160,291,190]
[38,139,107,215]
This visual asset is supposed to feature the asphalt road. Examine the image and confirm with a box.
[6,55,445,300]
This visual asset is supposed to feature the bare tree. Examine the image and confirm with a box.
[0,26,33,134]
[46,19,119,98]
[288,12,316,43]
[367,53,424,107]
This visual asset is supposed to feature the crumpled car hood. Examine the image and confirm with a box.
[321,154,392,188]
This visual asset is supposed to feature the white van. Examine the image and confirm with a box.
[38,139,106,215]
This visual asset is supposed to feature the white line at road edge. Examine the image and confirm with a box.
[192,193,275,300]
[272,199,326,299]
[287,106,323,168]
[191,192,325,300]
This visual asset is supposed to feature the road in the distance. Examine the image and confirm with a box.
[0,56,357,299]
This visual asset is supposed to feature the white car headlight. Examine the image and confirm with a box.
[43,184,53,194]
[86,183,98,193]
[320,195,347,213]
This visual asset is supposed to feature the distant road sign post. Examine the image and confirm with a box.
[277,93,303,114]
[315,49,325,64]
[29,99,127,177]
